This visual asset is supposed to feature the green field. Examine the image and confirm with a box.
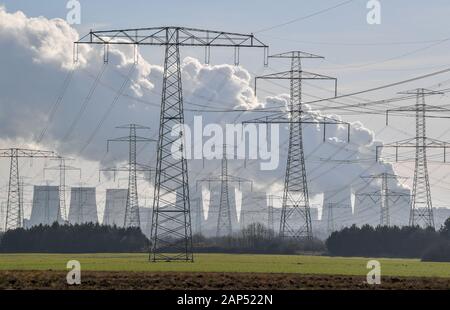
[0,253,449,278]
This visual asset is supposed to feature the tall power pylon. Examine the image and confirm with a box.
[76,27,268,261]
[267,195,281,233]
[252,194,280,233]
[244,51,350,240]
[326,203,336,236]
[105,124,155,228]
[0,148,59,230]
[197,144,252,237]
[358,173,409,226]
[378,88,450,228]
[44,158,81,223]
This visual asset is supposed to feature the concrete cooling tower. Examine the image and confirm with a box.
[203,185,220,237]
[68,187,98,224]
[434,208,450,229]
[103,189,127,227]
[191,190,204,236]
[139,206,152,238]
[322,187,353,230]
[203,186,239,237]
[28,186,62,227]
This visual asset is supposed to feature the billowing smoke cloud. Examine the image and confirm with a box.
[0,6,406,214]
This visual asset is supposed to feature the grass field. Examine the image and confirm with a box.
[0,253,449,278]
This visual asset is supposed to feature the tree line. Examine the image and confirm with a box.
[325,218,450,262]
[0,222,149,253]
[193,223,325,254]
[1,219,449,261]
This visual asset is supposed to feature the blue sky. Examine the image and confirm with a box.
[2,0,450,90]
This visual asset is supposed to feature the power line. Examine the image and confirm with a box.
[254,0,356,34]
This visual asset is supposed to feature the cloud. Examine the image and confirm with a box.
[0,6,406,214]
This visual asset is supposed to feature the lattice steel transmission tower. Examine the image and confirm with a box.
[358,173,409,226]
[267,195,281,233]
[377,88,450,228]
[76,27,268,261]
[0,148,59,230]
[326,203,335,236]
[197,144,252,237]
[44,158,81,223]
[244,51,350,240]
[252,194,280,234]
[104,124,155,228]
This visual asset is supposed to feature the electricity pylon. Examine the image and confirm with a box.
[377,88,450,228]
[197,144,252,237]
[76,27,268,261]
[44,158,81,223]
[104,124,155,228]
[0,148,59,230]
[244,51,350,240]
[326,203,336,236]
[267,195,281,232]
[252,194,280,233]
[358,173,409,226]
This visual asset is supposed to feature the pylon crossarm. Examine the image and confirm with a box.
[242,112,287,124]
[0,149,58,158]
[257,70,335,81]
[44,165,81,179]
[76,27,269,67]
[355,192,381,204]
[100,164,153,173]
[269,51,324,59]
[196,175,252,188]
[76,27,268,47]
[386,105,450,125]
[255,71,337,96]
[116,124,152,130]
[376,137,450,162]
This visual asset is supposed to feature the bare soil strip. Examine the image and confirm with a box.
[0,271,449,290]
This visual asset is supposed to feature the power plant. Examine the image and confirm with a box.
[68,187,98,225]
[27,186,62,227]
[0,14,449,266]
[103,189,127,227]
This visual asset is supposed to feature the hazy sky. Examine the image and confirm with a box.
[1,0,450,222]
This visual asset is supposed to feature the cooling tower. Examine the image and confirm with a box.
[204,185,220,237]
[29,186,62,227]
[434,207,450,229]
[240,191,267,230]
[190,190,204,236]
[103,189,127,227]
[68,187,98,224]
[322,187,353,230]
[139,206,152,238]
